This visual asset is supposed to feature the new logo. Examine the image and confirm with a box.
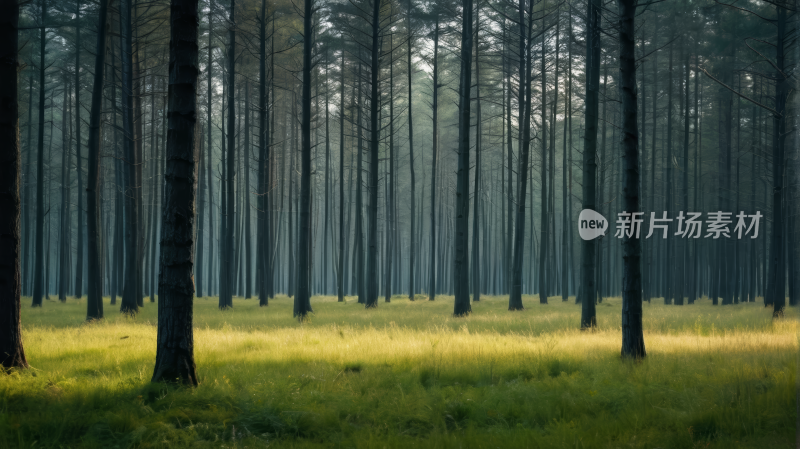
[579,209,607,241]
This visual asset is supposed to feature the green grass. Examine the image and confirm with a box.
[1,294,796,448]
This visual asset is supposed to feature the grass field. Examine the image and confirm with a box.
[1,294,797,448]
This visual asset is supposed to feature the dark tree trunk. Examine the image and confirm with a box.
[767,6,787,318]
[338,47,346,303]
[85,0,110,320]
[364,0,380,309]
[258,0,270,306]
[0,0,28,369]
[74,0,84,300]
[579,0,600,328]
[406,0,415,301]
[32,0,47,308]
[294,0,313,319]
[120,0,140,315]
[152,0,201,386]
[509,0,533,311]
[221,0,236,309]
[470,3,481,304]
[428,18,439,302]
[617,0,645,358]
[453,0,473,317]
[205,0,215,298]
[244,80,251,299]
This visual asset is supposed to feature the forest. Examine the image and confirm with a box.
[0,0,798,446]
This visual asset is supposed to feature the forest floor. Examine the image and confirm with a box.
[2,294,797,448]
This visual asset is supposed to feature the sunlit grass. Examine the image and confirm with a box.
[1,294,796,448]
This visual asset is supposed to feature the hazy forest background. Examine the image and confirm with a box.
[0,0,799,445]
[8,0,800,314]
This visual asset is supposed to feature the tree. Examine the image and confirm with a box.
[0,0,28,370]
[452,0,473,317]
[220,0,236,310]
[617,0,645,359]
[120,0,141,315]
[31,0,47,308]
[406,0,416,301]
[152,0,201,386]
[294,0,315,319]
[85,0,111,321]
[508,0,534,311]
[578,0,601,328]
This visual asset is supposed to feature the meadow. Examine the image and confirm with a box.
[1,294,796,448]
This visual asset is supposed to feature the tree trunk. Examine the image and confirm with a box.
[294,0,314,318]
[579,0,600,328]
[406,0,415,301]
[31,0,47,308]
[74,0,85,300]
[338,46,346,302]
[85,0,110,320]
[617,0,645,358]
[509,0,533,311]
[453,0,473,317]
[152,0,200,386]
[222,0,236,309]
[120,0,140,315]
[470,2,481,304]
[428,18,439,302]
[364,0,380,309]
[0,0,28,369]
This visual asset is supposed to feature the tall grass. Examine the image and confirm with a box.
[1,295,796,448]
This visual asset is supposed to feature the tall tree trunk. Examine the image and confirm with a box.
[617,0,645,358]
[206,0,215,298]
[221,0,236,309]
[406,0,415,301]
[428,18,439,302]
[85,0,110,320]
[338,47,346,303]
[453,0,473,316]
[120,0,140,315]
[538,12,548,305]
[31,0,47,308]
[258,0,270,306]
[152,0,200,386]
[294,0,314,318]
[0,0,28,369]
[578,0,600,327]
[74,0,85,299]
[509,0,533,311]
[364,0,381,309]
[244,80,251,299]
[767,6,787,317]
[470,1,481,303]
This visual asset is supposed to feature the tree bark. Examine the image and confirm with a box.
[453,0,473,317]
[85,0,110,320]
[617,0,645,358]
[0,0,28,370]
[579,0,600,328]
[152,0,201,386]
[294,0,314,318]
